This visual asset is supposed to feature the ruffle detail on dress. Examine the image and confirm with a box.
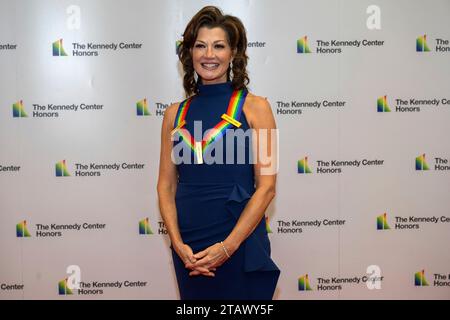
[225,184,280,273]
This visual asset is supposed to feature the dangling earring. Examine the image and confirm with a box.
[194,72,198,83]
[229,60,234,81]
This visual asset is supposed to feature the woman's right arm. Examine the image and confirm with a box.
[157,103,184,250]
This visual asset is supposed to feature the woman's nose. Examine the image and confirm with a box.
[205,45,214,58]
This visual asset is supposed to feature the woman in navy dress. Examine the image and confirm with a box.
[157,6,280,300]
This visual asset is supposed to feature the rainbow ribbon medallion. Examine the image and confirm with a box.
[202,89,247,152]
[173,89,248,161]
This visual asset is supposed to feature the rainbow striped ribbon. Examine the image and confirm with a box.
[172,89,247,158]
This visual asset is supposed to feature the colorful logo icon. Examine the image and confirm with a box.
[58,278,73,295]
[136,98,150,116]
[297,36,312,53]
[139,218,153,235]
[415,154,430,171]
[16,220,31,237]
[53,39,68,56]
[414,270,429,286]
[265,216,272,234]
[377,213,390,230]
[377,95,391,112]
[55,160,71,177]
[416,35,430,52]
[298,157,312,174]
[298,274,313,291]
[12,100,28,117]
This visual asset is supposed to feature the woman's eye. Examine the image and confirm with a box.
[215,44,225,49]
[194,44,205,48]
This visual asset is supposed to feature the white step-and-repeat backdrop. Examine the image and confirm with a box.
[1,0,449,299]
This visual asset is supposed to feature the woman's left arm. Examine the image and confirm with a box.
[223,96,277,254]
[191,96,277,274]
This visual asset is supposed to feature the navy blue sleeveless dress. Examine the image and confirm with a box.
[171,81,280,300]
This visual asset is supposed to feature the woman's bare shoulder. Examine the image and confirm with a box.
[163,101,182,124]
[166,102,181,115]
[245,92,272,112]
[243,92,274,127]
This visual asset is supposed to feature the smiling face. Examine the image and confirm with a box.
[191,26,234,85]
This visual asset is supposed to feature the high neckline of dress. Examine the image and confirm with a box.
[198,81,233,96]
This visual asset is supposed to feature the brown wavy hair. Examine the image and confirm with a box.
[178,6,249,97]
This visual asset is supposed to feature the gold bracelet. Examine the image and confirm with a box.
[220,241,231,258]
